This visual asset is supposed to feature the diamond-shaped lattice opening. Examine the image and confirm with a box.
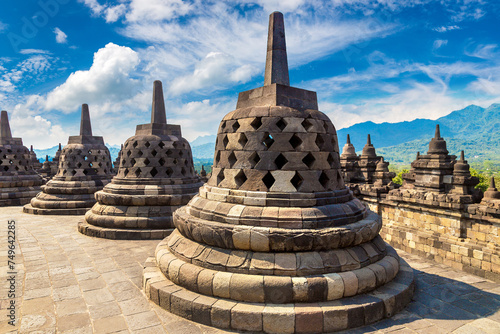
[216,169,225,185]
[89,162,93,167]
[84,156,88,161]
[173,141,180,149]
[319,171,329,189]
[144,158,150,166]
[276,118,287,131]
[262,133,274,149]
[8,160,13,165]
[15,166,19,171]
[238,133,248,148]
[158,141,165,149]
[250,117,262,130]
[315,134,325,150]
[150,167,158,177]
[289,134,302,149]
[151,149,157,157]
[223,135,229,149]
[302,153,315,168]
[262,171,275,190]
[327,154,334,167]
[323,121,329,132]
[135,168,142,177]
[130,158,136,166]
[71,170,77,175]
[221,121,226,130]
[133,141,138,148]
[250,152,260,167]
[227,152,237,168]
[127,150,132,157]
[173,158,178,164]
[159,158,166,166]
[166,149,173,156]
[3,166,8,171]
[185,159,189,166]
[302,118,313,131]
[215,151,221,164]
[179,150,184,157]
[137,151,143,157]
[123,168,129,176]
[232,120,240,132]
[77,162,82,168]
[62,170,67,175]
[181,167,187,176]
[122,159,126,165]
[275,153,288,169]
[83,169,89,175]
[234,170,247,187]
[291,172,303,190]
[145,141,151,148]
[98,162,102,167]
[87,150,92,154]
[166,167,173,177]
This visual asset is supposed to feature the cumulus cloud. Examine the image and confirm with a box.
[104,4,127,23]
[54,27,68,44]
[45,43,140,113]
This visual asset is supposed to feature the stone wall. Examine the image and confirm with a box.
[360,196,500,282]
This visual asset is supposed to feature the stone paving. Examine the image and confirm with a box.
[1,205,500,334]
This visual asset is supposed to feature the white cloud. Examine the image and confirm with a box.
[78,0,105,16]
[0,20,7,33]
[466,44,498,60]
[126,0,192,22]
[54,27,68,44]
[19,49,51,55]
[433,25,460,32]
[45,43,140,113]
[433,39,448,50]
[104,4,127,23]
[169,52,259,95]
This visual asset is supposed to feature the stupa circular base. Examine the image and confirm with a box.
[78,221,173,240]
[23,203,91,215]
[143,256,414,333]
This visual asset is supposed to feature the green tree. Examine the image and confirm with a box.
[393,169,409,185]
[470,168,489,192]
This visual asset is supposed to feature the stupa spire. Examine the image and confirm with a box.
[80,104,92,136]
[346,134,351,144]
[0,110,13,139]
[151,80,167,124]
[367,134,372,145]
[264,11,289,86]
[435,124,441,138]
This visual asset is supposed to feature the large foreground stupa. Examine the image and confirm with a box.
[78,81,203,240]
[23,104,113,215]
[143,12,414,333]
[0,111,43,206]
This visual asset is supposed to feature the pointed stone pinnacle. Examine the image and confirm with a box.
[31,145,34,151]
[45,155,49,161]
[490,176,496,189]
[460,150,465,161]
[264,11,289,86]
[346,134,351,144]
[58,143,62,151]
[367,134,372,145]
[0,110,13,139]
[417,152,420,158]
[151,80,167,124]
[80,104,93,136]
[435,124,441,138]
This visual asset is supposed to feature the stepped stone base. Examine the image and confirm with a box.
[78,221,173,240]
[23,204,91,215]
[143,256,415,333]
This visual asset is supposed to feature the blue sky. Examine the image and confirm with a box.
[0,0,499,149]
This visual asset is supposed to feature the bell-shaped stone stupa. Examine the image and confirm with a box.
[24,104,113,215]
[340,134,363,183]
[0,110,43,206]
[78,81,203,240]
[143,12,414,333]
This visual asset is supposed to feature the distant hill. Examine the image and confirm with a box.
[33,143,122,163]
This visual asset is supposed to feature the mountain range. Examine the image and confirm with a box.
[32,104,499,167]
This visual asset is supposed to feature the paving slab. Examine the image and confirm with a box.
[0,206,499,333]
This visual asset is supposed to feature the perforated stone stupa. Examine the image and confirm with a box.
[23,104,113,215]
[340,134,363,183]
[0,110,43,206]
[29,145,42,171]
[78,81,203,240]
[143,12,414,333]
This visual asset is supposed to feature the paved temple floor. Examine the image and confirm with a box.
[1,206,500,334]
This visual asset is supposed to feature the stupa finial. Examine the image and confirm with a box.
[151,80,167,124]
[264,11,289,86]
[435,124,441,138]
[0,110,13,139]
[367,134,372,145]
[346,134,351,144]
[80,104,92,136]
[460,150,465,161]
